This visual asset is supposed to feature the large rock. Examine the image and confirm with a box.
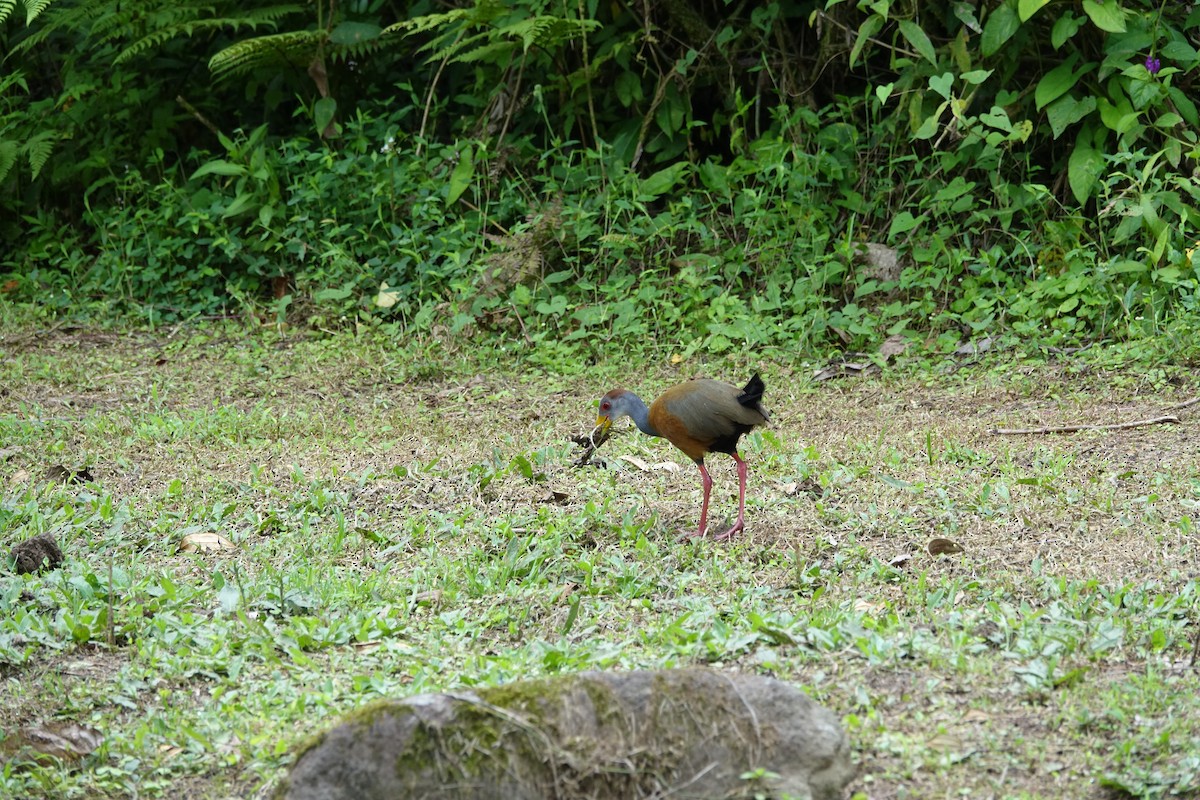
[278,669,852,800]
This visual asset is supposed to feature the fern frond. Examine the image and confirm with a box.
[25,0,56,24]
[25,132,55,180]
[324,39,389,65]
[0,140,16,183]
[208,29,323,79]
[0,0,17,26]
[447,16,600,64]
[452,39,517,66]
[0,70,29,95]
[114,6,304,64]
[381,9,469,38]
[11,0,108,53]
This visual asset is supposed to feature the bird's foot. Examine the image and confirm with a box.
[710,522,744,542]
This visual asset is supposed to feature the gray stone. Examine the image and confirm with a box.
[278,668,852,800]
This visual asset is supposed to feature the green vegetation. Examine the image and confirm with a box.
[1,328,1199,798]
[2,0,1198,349]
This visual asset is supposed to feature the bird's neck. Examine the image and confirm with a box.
[624,393,660,438]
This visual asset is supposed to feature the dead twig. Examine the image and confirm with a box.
[570,425,611,467]
[990,415,1181,436]
[1166,396,1200,412]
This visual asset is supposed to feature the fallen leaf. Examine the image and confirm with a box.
[776,481,799,495]
[10,469,30,485]
[544,490,570,505]
[879,334,910,360]
[812,358,881,381]
[854,598,886,615]
[619,455,651,471]
[17,721,103,763]
[411,589,442,608]
[963,709,991,723]
[954,337,993,357]
[374,281,401,308]
[888,552,913,568]
[0,279,19,293]
[670,353,683,364]
[178,532,237,553]
[927,537,965,555]
[0,446,20,462]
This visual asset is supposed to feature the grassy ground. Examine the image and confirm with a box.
[1,323,1199,799]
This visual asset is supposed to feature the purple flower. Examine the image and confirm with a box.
[1145,55,1161,75]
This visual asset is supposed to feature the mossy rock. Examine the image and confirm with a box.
[277,668,852,800]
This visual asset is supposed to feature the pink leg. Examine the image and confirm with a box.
[711,454,748,542]
[681,462,713,539]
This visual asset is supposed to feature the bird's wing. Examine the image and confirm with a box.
[661,381,766,443]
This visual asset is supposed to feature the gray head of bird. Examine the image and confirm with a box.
[595,389,638,437]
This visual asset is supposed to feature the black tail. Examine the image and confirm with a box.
[737,373,766,410]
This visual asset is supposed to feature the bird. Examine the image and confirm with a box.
[594,374,769,541]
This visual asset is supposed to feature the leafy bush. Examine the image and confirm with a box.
[2,0,1199,349]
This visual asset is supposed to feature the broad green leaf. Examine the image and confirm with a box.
[875,82,895,104]
[1018,0,1051,21]
[639,162,688,199]
[928,72,954,99]
[1051,13,1085,48]
[1161,40,1198,62]
[961,69,993,85]
[981,2,1020,57]
[1035,55,1082,109]
[1126,75,1160,110]
[329,21,381,46]
[912,103,945,139]
[1151,224,1170,265]
[1045,94,1097,138]
[222,192,256,218]
[697,160,728,194]
[313,286,353,302]
[897,20,937,65]
[446,143,475,205]
[192,160,246,179]
[313,97,337,136]
[1081,0,1126,33]
[980,106,1014,132]
[888,211,925,237]
[614,71,641,107]
[1097,97,1138,133]
[850,15,884,67]
[953,3,982,33]
[1067,142,1105,203]
[1167,87,1198,126]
